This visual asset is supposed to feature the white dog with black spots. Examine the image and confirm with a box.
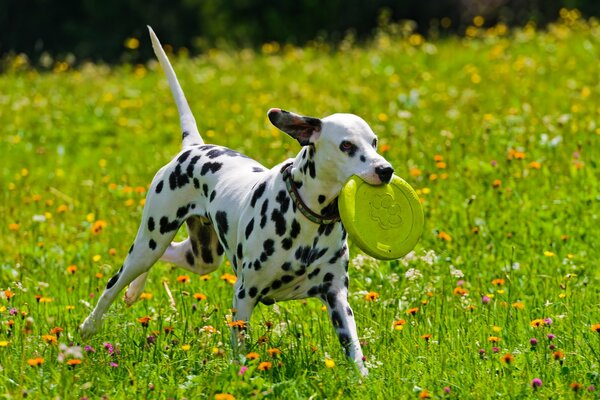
[80,26,394,376]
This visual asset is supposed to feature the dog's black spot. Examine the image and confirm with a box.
[253,167,266,173]
[155,181,164,194]
[275,190,290,214]
[106,274,119,289]
[128,244,134,254]
[201,162,223,176]
[308,268,321,279]
[169,164,190,190]
[253,260,261,271]
[318,223,335,236]
[271,209,287,236]
[360,155,366,163]
[201,246,214,264]
[263,239,275,256]
[307,286,319,296]
[202,184,209,197]
[346,306,353,316]
[261,287,270,296]
[238,289,246,299]
[295,266,306,276]
[325,291,337,308]
[328,246,346,264]
[149,239,157,250]
[323,273,334,282]
[193,178,200,189]
[295,246,311,264]
[338,332,351,350]
[206,148,247,159]
[147,217,155,232]
[177,149,192,163]
[320,198,339,217]
[191,239,199,256]
[249,287,258,298]
[216,243,225,255]
[215,211,229,249]
[237,243,243,259]
[260,199,269,228]
[290,219,301,238]
[187,155,202,177]
[182,130,189,139]
[159,216,180,234]
[186,251,194,266]
[250,182,267,207]
[281,262,292,271]
[271,280,282,290]
[281,238,293,250]
[281,275,294,284]
[210,190,217,202]
[344,260,349,272]
[177,204,191,219]
[293,179,303,189]
[245,218,254,240]
[331,310,342,328]
[344,276,349,288]
[318,195,326,204]
[261,298,275,305]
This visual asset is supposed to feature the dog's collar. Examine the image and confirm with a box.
[282,165,340,225]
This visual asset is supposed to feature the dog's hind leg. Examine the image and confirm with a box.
[159,216,224,275]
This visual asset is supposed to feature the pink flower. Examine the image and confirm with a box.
[238,366,248,376]
[531,378,542,389]
[544,318,553,325]
[103,342,115,355]
[547,333,555,340]
[530,338,538,346]
[109,362,119,368]
[481,295,491,304]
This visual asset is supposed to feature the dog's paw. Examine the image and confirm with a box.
[79,317,101,339]
[123,291,139,307]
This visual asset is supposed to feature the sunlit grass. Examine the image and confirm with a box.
[1,12,600,398]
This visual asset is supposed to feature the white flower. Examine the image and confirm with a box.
[449,265,464,278]
[404,268,422,281]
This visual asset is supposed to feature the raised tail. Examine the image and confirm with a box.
[148,26,203,147]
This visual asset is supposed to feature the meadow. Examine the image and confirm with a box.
[1,11,600,399]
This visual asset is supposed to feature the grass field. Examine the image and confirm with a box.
[1,11,600,399]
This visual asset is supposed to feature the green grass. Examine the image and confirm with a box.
[1,15,600,399]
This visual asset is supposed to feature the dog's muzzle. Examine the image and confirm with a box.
[375,166,394,184]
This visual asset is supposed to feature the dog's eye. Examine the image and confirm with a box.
[372,138,378,149]
[340,141,354,151]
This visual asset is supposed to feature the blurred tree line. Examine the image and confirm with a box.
[1,0,598,64]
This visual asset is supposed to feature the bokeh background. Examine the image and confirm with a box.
[2,0,599,64]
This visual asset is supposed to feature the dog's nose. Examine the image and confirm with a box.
[375,166,394,184]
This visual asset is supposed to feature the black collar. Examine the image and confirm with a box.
[282,165,340,225]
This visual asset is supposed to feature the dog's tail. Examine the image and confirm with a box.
[148,26,204,147]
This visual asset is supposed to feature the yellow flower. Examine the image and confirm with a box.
[139,292,153,300]
[91,220,107,234]
[215,394,235,400]
[181,344,191,351]
[220,273,237,285]
[364,291,379,301]
[257,361,272,371]
[438,231,452,241]
[512,302,525,310]
[393,319,406,331]
[42,334,58,345]
[530,319,545,328]
[124,37,140,50]
[176,275,190,283]
[8,223,20,232]
[544,251,556,257]
[0,341,9,347]
[325,358,335,368]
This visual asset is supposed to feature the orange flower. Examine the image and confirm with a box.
[491,278,505,286]
[409,168,422,177]
[419,390,431,399]
[215,394,235,400]
[95,272,104,279]
[220,273,237,285]
[193,293,207,301]
[49,327,64,336]
[66,359,82,367]
[436,161,447,169]
[176,275,190,283]
[66,265,77,274]
[420,334,432,341]
[500,353,514,364]
[528,161,541,169]
[42,335,57,345]
[512,302,525,310]
[492,179,502,188]
[488,336,501,343]
[570,382,583,392]
[438,231,452,241]
[4,289,15,300]
[27,357,45,367]
[91,220,107,234]
[433,154,444,162]
[453,287,468,296]
[591,323,600,333]
[406,307,419,316]
[257,361,272,371]
[164,326,175,334]
[380,144,391,153]
[246,352,260,360]
[139,292,153,300]
[267,348,281,357]
[228,320,246,329]
[393,319,406,330]
[553,350,565,360]
[9,223,20,231]
[364,291,379,301]
[137,316,151,327]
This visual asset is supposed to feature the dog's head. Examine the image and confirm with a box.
[268,108,394,185]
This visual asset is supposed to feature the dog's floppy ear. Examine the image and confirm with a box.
[268,108,322,146]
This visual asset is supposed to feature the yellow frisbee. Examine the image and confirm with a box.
[339,175,424,260]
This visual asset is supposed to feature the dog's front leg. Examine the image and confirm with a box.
[230,281,255,356]
[322,285,368,376]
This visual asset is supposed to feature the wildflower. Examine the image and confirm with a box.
[91,220,107,234]
[238,365,248,376]
[553,350,565,360]
[137,316,151,327]
[200,274,211,281]
[481,295,491,304]
[570,382,583,392]
[543,251,555,257]
[257,361,272,371]
[434,154,444,162]
[103,342,115,355]
[95,272,104,279]
[531,378,542,389]
[488,336,501,343]
[215,394,235,400]
[418,390,431,399]
[492,179,502,188]
[543,318,553,325]
[4,290,15,300]
[547,333,555,340]
[0,341,8,347]
[27,357,45,367]
[591,323,600,333]
[246,352,260,360]
[421,334,432,341]
[512,302,525,310]
[325,358,335,368]
[443,387,451,394]
[220,273,237,285]
[478,349,485,358]
[66,359,82,367]
[108,248,117,256]
[139,292,153,300]
[66,265,77,274]
[84,345,95,353]
[492,347,499,353]
[406,307,419,316]
[491,278,505,286]
[176,275,190,283]
[228,320,246,329]
[410,168,422,177]
[181,344,191,351]
[530,319,545,328]
[530,338,538,346]
[193,293,207,301]
[500,353,514,364]
[438,231,452,241]
[529,161,541,169]
[364,291,379,301]
[42,335,57,345]
[393,319,406,331]
[267,348,281,357]
[201,325,217,334]
[453,287,468,296]
[404,268,422,281]
[549,344,556,350]
[110,362,119,368]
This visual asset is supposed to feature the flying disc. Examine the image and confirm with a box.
[339,174,423,260]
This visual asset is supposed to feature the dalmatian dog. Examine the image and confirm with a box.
[80,27,394,376]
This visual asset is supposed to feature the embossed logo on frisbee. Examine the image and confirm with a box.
[370,193,402,230]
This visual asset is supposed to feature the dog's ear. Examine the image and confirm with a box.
[268,108,321,146]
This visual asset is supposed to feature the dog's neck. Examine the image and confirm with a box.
[288,146,341,218]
